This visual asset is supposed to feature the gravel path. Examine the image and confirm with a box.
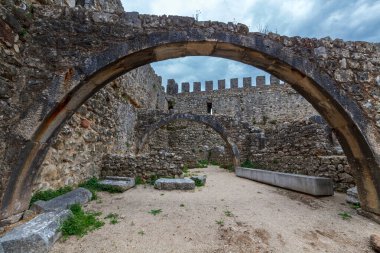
[51,166,379,253]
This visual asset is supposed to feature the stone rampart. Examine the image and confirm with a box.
[165,77,317,124]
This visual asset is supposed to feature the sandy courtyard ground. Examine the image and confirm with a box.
[51,166,379,253]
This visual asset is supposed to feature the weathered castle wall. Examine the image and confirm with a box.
[34,65,166,190]
[168,79,318,124]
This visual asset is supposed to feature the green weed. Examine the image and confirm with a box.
[79,177,123,196]
[60,204,104,238]
[222,164,235,172]
[224,210,233,217]
[183,165,189,174]
[148,209,162,216]
[338,212,352,220]
[351,203,361,210]
[193,178,204,187]
[215,219,224,226]
[146,175,160,185]
[241,160,256,168]
[105,213,119,224]
[135,176,144,185]
[196,160,208,168]
[209,160,219,166]
[30,186,73,206]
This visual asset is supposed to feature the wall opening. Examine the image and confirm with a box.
[207,102,213,114]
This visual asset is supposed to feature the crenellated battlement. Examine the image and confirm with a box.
[164,75,283,95]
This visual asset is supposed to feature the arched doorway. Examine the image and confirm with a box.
[136,113,241,167]
[1,16,379,220]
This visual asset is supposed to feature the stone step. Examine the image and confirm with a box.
[236,167,334,196]
[98,178,135,192]
[30,187,92,213]
[0,210,72,253]
[154,178,195,190]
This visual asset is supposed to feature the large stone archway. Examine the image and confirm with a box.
[1,5,380,221]
[135,113,241,167]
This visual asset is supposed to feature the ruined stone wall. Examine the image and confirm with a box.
[34,65,167,190]
[101,151,183,179]
[168,77,318,124]
[250,119,354,191]
[146,121,232,168]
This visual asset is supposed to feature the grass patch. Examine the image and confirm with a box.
[148,209,162,216]
[60,204,104,238]
[240,160,257,168]
[180,204,185,207]
[224,210,234,217]
[135,176,144,185]
[138,230,145,235]
[196,160,208,168]
[79,177,123,197]
[351,203,361,210]
[147,175,159,185]
[221,164,235,172]
[183,165,189,174]
[338,212,352,220]
[193,178,204,187]
[215,219,224,226]
[209,160,219,166]
[105,213,119,224]
[30,186,73,205]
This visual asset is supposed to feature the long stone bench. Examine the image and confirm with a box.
[236,167,334,196]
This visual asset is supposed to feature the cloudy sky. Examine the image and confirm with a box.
[122,0,380,90]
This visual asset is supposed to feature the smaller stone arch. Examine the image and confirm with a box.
[136,113,240,167]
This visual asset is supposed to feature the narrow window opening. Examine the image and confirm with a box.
[168,100,175,110]
[207,102,213,114]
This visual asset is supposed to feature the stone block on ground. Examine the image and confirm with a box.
[236,167,334,196]
[190,175,207,185]
[30,187,92,213]
[154,178,195,190]
[0,210,72,253]
[371,234,380,252]
[98,177,135,192]
[346,186,359,205]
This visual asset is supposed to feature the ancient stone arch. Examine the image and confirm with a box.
[1,6,380,221]
[135,113,241,166]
